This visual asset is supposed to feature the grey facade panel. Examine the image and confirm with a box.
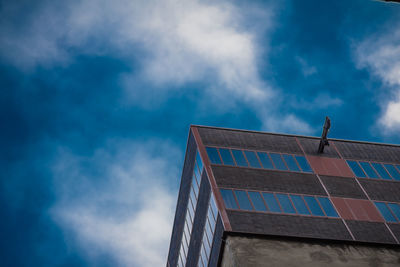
[197,127,303,154]
[345,220,397,244]
[227,210,353,241]
[388,224,400,242]
[208,216,224,267]
[334,141,400,163]
[212,165,327,196]
[358,179,400,202]
[297,137,340,158]
[186,171,211,266]
[319,175,368,199]
[167,132,197,267]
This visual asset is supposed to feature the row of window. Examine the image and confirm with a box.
[178,152,204,267]
[347,160,400,181]
[198,195,218,267]
[206,147,313,173]
[220,189,338,218]
[375,202,400,223]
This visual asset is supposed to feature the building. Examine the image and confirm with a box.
[166,125,400,267]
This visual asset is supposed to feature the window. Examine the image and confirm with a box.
[283,154,300,172]
[220,189,238,209]
[372,163,391,180]
[244,150,261,168]
[375,202,397,222]
[262,192,281,212]
[347,160,366,178]
[359,162,379,179]
[257,152,274,169]
[231,149,248,167]
[270,153,288,170]
[276,194,296,214]
[219,148,235,166]
[206,147,221,164]
[384,164,400,181]
[317,197,338,217]
[295,156,312,173]
[387,203,400,221]
[290,195,310,215]
[234,190,253,210]
[304,196,324,216]
[248,191,267,211]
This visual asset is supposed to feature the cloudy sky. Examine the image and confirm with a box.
[1,0,400,266]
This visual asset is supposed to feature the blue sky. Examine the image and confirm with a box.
[1,0,400,266]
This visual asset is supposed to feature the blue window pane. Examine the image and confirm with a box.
[295,156,312,173]
[219,148,235,166]
[304,196,325,216]
[290,195,310,215]
[283,154,300,171]
[258,152,274,169]
[276,194,296,214]
[375,202,397,222]
[372,163,392,180]
[384,164,400,181]
[270,153,288,170]
[231,149,248,167]
[206,147,221,164]
[387,203,400,222]
[248,191,267,211]
[220,189,238,209]
[317,197,339,217]
[196,152,203,175]
[359,162,379,179]
[244,151,261,168]
[347,160,366,178]
[234,190,253,210]
[262,193,281,212]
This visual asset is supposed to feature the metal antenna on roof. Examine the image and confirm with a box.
[318,116,331,153]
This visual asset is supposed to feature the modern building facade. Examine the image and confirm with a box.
[166,125,400,267]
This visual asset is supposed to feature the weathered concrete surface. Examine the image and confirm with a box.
[221,235,400,267]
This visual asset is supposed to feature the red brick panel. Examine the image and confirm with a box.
[331,197,354,220]
[332,197,384,222]
[307,155,353,177]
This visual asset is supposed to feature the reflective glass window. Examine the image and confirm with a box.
[244,150,261,168]
[210,197,218,222]
[372,163,392,180]
[219,148,235,166]
[196,152,204,172]
[188,198,195,222]
[304,196,324,216]
[283,154,300,171]
[295,156,312,172]
[206,147,221,164]
[234,190,253,210]
[276,194,296,214]
[257,152,274,169]
[375,202,397,222]
[231,149,248,167]
[248,191,267,211]
[387,203,400,221]
[359,162,379,179]
[317,197,339,217]
[290,195,310,215]
[192,177,199,197]
[190,186,197,203]
[347,160,366,178]
[204,232,211,256]
[384,164,400,181]
[220,189,238,209]
[200,243,207,266]
[270,153,288,170]
[262,192,281,212]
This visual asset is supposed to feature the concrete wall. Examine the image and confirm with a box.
[221,235,400,267]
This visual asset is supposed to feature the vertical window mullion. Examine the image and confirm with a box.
[232,190,241,210]
[246,190,256,210]
[273,193,284,213]
[267,153,277,169]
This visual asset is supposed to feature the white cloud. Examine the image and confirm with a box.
[50,139,181,267]
[262,114,315,135]
[355,29,400,130]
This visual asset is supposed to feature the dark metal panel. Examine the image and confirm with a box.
[212,165,327,196]
[297,137,340,158]
[227,210,353,241]
[320,175,367,199]
[186,171,211,266]
[208,216,224,267]
[389,224,400,242]
[346,220,398,244]
[167,131,197,267]
[358,179,400,202]
[334,141,400,164]
[197,127,303,154]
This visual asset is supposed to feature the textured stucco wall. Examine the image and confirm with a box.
[221,235,400,267]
